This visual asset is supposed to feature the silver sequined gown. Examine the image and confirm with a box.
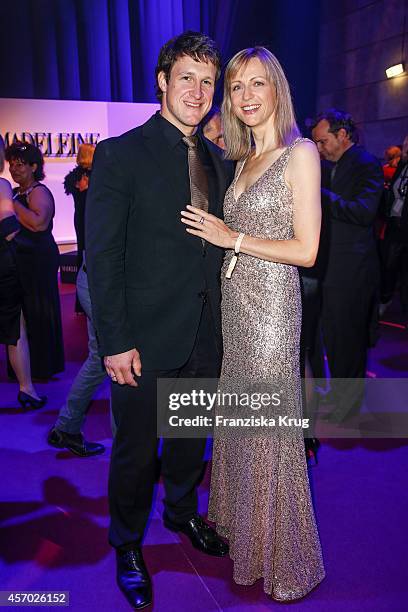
[208,138,325,600]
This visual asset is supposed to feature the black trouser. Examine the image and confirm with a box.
[300,275,324,435]
[321,283,377,419]
[300,275,325,377]
[108,301,221,548]
[380,221,408,313]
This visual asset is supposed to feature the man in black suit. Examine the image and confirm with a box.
[379,134,408,322]
[86,32,233,609]
[311,109,383,423]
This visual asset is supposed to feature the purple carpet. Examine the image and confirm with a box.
[0,283,407,611]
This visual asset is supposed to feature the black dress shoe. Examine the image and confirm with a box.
[116,547,152,610]
[18,391,47,410]
[164,514,228,557]
[47,427,105,457]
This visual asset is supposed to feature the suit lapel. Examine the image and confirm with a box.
[142,114,205,253]
[331,145,356,191]
[142,115,187,204]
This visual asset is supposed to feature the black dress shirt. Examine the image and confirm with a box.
[155,112,217,214]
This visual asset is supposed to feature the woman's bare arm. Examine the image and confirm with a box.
[14,184,53,232]
[0,178,19,240]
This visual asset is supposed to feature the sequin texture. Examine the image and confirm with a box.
[208,138,325,600]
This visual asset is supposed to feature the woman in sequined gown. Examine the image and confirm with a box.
[181,47,325,600]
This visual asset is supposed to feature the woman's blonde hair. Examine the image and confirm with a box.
[222,47,300,160]
[76,143,96,169]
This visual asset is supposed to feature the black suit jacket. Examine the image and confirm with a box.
[85,113,234,369]
[318,144,383,288]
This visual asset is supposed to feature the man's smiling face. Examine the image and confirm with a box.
[158,54,216,135]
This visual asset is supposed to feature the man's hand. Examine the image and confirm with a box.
[104,348,142,387]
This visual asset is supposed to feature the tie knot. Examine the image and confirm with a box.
[183,135,198,149]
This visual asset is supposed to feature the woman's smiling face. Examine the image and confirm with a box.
[230,57,276,129]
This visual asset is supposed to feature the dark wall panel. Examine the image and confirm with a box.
[317,0,408,158]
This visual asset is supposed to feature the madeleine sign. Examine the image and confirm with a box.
[0,98,159,243]
[3,130,101,157]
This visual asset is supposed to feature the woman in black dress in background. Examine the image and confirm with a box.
[6,141,64,381]
[0,137,46,407]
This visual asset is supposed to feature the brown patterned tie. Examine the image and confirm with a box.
[183,135,209,213]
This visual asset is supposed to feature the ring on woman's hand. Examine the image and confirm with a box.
[111,375,117,382]
[199,217,205,224]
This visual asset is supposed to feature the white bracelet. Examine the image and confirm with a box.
[225,232,245,279]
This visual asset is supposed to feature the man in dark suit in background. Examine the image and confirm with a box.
[86,31,233,609]
[311,109,383,424]
[379,134,408,322]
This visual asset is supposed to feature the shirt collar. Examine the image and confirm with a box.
[155,112,186,149]
[156,111,202,150]
[337,142,356,164]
